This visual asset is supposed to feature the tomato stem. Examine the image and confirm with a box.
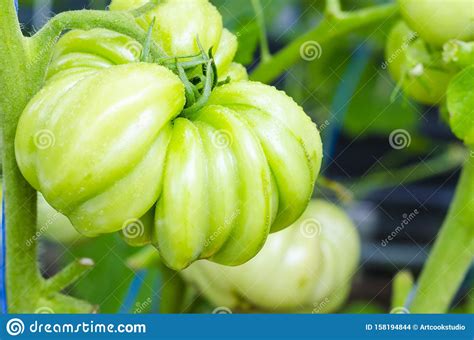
[44,258,94,294]
[325,0,342,17]
[0,0,43,313]
[250,3,398,83]
[351,144,467,198]
[251,0,271,63]
[410,151,474,313]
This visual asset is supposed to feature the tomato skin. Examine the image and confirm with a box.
[207,82,322,231]
[398,0,474,47]
[181,200,360,312]
[213,29,238,76]
[221,63,249,82]
[386,21,455,105]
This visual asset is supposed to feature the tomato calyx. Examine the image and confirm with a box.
[156,37,223,117]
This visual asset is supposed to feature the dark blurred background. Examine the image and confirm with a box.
[17,0,472,313]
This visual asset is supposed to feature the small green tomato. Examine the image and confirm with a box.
[385,21,455,105]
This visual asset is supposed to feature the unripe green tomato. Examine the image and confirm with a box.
[385,21,455,105]
[17,6,321,269]
[109,0,223,57]
[16,58,322,271]
[398,0,474,47]
[447,65,474,145]
[181,200,360,312]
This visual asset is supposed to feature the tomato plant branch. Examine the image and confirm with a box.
[44,258,94,294]
[350,144,467,198]
[251,0,271,62]
[410,152,474,313]
[250,3,398,83]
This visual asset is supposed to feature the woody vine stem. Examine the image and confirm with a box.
[0,0,469,313]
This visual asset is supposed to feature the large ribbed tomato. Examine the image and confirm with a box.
[15,0,322,270]
[181,200,360,312]
[16,56,321,271]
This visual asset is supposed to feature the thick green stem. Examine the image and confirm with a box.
[410,153,474,313]
[0,0,42,313]
[250,3,398,83]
